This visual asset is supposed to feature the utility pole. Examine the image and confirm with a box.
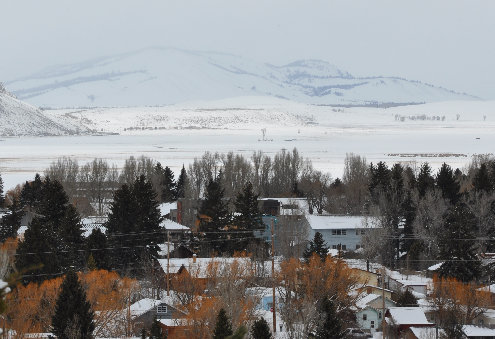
[167,231,170,296]
[271,218,277,333]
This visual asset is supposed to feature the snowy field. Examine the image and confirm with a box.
[1,97,494,190]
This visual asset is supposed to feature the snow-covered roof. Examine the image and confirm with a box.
[427,262,443,271]
[408,327,444,338]
[387,307,431,325]
[386,268,431,287]
[159,318,187,327]
[160,202,177,216]
[157,257,253,278]
[356,293,381,309]
[160,218,189,231]
[305,215,367,230]
[130,298,161,317]
[463,325,495,337]
[81,216,107,237]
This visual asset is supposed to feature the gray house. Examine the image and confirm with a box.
[305,215,370,251]
[131,298,186,335]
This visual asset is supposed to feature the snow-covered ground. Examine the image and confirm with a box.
[1,97,494,190]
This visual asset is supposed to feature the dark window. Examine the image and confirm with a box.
[157,305,168,314]
[363,314,367,320]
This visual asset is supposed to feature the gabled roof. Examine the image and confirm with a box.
[408,326,444,338]
[160,218,189,230]
[386,307,431,326]
[130,298,161,317]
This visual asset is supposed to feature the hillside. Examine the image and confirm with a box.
[5,47,476,108]
[0,84,90,136]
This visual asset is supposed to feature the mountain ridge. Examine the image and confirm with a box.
[6,47,477,108]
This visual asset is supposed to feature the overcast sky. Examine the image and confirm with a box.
[1,0,494,99]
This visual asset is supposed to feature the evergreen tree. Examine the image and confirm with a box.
[314,297,345,339]
[232,182,264,251]
[106,175,162,276]
[417,163,435,197]
[473,162,492,192]
[0,174,4,208]
[251,317,272,339]
[161,166,176,202]
[368,161,390,203]
[20,173,43,210]
[228,326,247,339]
[436,163,460,203]
[213,308,233,339]
[52,270,95,339]
[175,165,187,199]
[149,316,166,338]
[0,196,24,242]
[16,217,59,283]
[58,204,85,271]
[86,228,109,270]
[106,184,138,273]
[396,289,418,307]
[303,232,329,262]
[438,203,482,282]
[199,175,231,254]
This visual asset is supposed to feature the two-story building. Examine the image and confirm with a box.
[305,214,369,251]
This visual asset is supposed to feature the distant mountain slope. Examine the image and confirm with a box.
[0,84,89,136]
[6,47,476,108]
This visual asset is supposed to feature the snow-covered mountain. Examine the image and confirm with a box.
[6,47,476,108]
[0,84,90,136]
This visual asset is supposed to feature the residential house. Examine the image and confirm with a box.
[356,294,396,330]
[305,214,369,251]
[385,307,433,337]
[130,297,187,336]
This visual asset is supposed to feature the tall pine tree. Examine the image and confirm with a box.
[199,175,231,254]
[106,175,162,276]
[303,232,330,262]
[175,165,187,199]
[417,163,435,197]
[161,166,176,202]
[86,228,109,270]
[52,270,95,339]
[213,308,233,339]
[436,163,460,203]
[314,297,345,339]
[473,162,492,193]
[438,203,481,282]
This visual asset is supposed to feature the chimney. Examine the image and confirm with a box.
[193,254,197,263]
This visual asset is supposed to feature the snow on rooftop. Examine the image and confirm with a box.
[409,327,444,338]
[356,293,381,309]
[160,218,189,231]
[305,215,367,230]
[157,257,253,278]
[160,202,177,216]
[463,325,495,337]
[427,262,443,271]
[387,307,431,325]
[130,298,160,317]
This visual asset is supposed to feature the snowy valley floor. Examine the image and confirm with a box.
[1,97,495,190]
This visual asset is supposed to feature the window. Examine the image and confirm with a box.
[332,230,337,235]
[332,245,337,249]
[361,229,366,235]
[370,321,375,328]
[341,245,347,250]
[363,314,367,320]
[157,305,168,314]
[356,244,361,250]
[379,312,382,319]
[356,230,359,235]
[342,230,346,235]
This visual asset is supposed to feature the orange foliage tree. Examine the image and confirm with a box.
[277,254,360,337]
[429,275,491,330]
[171,256,258,338]
[5,270,138,337]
